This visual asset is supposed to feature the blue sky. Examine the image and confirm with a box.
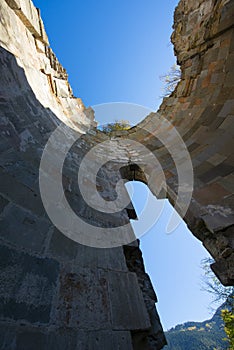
[34,0,178,111]
[33,0,215,330]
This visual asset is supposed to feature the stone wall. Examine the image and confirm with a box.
[0,0,166,349]
[0,0,233,349]
[1,0,96,133]
[119,0,234,286]
[162,0,234,284]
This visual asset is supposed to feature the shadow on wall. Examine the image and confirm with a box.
[0,47,166,350]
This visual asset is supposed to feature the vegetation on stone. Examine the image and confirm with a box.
[201,257,234,349]
[99,120,131,134]
[201,257,234,308]
[160,63,181,97]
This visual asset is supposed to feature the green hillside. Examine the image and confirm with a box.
[164,303,230,350]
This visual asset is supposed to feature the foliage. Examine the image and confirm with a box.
[221,310,234,349]
[201,257,234,349]
[164,260,234,350]
[164,302,229,350]
[160,63,181,97]
[99,119,131,134]
[201,257,234,308]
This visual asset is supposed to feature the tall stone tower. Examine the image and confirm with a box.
[0,0,233,349]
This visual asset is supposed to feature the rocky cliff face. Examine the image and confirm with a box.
[0,0,233,349]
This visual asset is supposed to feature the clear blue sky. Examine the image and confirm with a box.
[33,0,215,330]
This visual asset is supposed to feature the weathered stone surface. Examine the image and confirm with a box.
[0,324,133,350]
[84,330,133,350]
[54,268,111,329]
[155,0,234,286]
[0,203,50,253]
[108,270,151,330]
[74,244,128,271]
[0,245,59,324]
[48,228,79,262]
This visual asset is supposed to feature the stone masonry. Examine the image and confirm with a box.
[0,0,233,349]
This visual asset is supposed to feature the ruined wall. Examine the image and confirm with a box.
[162,0,234,284]
[0,0,166,349]
[0,0,233,349]
[1,0,96,132]
[124,0,234,286]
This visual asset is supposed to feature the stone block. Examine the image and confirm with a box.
[225,69,234,88]
[0,203,50,253]
[38,15,49,45]
[192,145,211,164]
[16,330,46,350]
[26,329,133,350]
[218,174,234,193]
[207,153,227,166]
[0,244,59,324]
[54,78,71,98]
[13,0,41,38]
[209,117,225,131]
[4,0,21,10]
[75,245,128,271]
[188,142,200,153]
[55,268,110,329]
[48,227,78,262]
[0,324,79,350]
[35,38,45,53]
[219,115,234,132]
[16,327,78,350]
[108,271,150,330]
[218,100,234,118]
[211,72,225,84]
[0,195,9,214]
[85,330,133,350]
[0,169,45,217]
[0,155,39,190]
[218,0,234,34]
[199,162,233,183]
[211,256,234,286]
[230,29,234,53]
[46,328,78,350]
[0,322,17,350]
[225,54,234,77]
[202,211,234,232]
[194,182,230,205]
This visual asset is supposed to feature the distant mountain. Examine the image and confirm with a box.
[164,303,230,350]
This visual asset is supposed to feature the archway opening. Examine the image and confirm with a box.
[125,180,215,330]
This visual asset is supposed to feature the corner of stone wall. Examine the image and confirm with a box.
[123,241,167,349]
[2,0,97,132]
[156,0,234,286]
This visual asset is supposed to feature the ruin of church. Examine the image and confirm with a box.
[0,0,233,349]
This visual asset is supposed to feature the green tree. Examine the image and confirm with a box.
[100,119,131,134]
[201,257,234,349]
[222,310,234,349]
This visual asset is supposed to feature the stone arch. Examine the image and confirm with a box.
[120,164,148,184]
[115,0,234,286]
